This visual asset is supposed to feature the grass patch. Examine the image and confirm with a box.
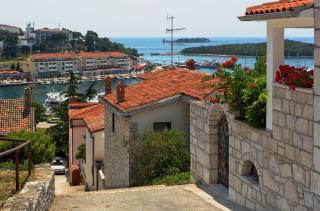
[152,172,190,186]
[0,163,29,208]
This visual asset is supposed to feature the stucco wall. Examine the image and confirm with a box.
[69,120,86,166]
[130,100,190,137]
[85,129,105,189]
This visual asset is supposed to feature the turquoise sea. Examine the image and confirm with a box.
[0,37,314,104]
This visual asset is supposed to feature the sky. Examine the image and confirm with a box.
[1,0,314,38]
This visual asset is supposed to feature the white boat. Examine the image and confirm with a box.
[43,92,67,113]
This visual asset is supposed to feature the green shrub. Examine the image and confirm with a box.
[76,144,86,160]
[6,130,56,164]
[131,129,190,186]
[211,56,268,128]
[152,172,190,186]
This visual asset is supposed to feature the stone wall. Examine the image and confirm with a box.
[228,84,316,210]
[190,101,222,184]
[104,107,138,188]
[2,164,55,211]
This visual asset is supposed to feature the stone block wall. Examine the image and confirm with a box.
[190,101,221,184]
[228,84,316,210]
[104,108,132,188]
[2,164,55,211]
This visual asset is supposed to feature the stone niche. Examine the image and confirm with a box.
[228,84,316,211]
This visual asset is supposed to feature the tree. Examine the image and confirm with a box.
[85,31,99,52]
[10,63,15,70]
[2,33,18,58]
[76,144,86,160]
[7,130,56,165]
[31,102,47,123]
[131,129,190,185]
[20,45,31,56]
[48,70,97,156]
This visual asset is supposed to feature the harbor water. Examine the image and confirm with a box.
[0,37,314,104]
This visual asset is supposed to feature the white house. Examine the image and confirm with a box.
[99,68,219,188]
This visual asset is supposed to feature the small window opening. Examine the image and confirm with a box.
[153,122,171,132]
[241,160,259,185]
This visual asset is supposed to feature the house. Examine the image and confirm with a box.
[0,87,35,136]
[0,24,21,34]
[99,68,219,188]
[68,101,105,189]
[34,28,73,45]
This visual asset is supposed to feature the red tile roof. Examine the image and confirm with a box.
[68,103,104,134]
[245,0,313,15]
[0,25,19,29]
[35,28,67,33]
[78,52,129,58]
[101,68,219,112]
[0,99,34,136]
[31,53,76,60]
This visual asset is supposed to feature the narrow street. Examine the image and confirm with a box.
[51,176,248,211]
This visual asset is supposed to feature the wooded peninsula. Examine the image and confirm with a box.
[180,40,314,57]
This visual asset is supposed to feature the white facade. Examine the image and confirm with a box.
[85,129,105,190]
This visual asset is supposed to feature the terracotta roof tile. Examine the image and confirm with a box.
[31,53,76,60]
[0,99,34,136]
[245,0,313,15]
[77,52,129,58]
[68,103,105,134]
[101,68,219,112]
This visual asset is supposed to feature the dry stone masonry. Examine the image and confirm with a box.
[2,164,55,211]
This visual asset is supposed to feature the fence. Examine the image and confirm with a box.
[0,137,32,191]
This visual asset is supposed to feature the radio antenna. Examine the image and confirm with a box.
[166,16,185,66]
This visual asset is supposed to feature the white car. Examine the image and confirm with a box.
[51,159,66,174]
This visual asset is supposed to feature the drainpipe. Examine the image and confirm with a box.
[91,135,95,187]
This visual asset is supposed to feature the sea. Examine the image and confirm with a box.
[0,37,314,104]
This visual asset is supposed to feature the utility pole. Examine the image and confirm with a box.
[166,16,185,66]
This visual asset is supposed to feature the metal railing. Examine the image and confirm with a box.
[0,137,32,191]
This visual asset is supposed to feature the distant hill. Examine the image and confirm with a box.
[180,40,314,57]
[164,38,210,44]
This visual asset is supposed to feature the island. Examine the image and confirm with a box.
[163,38,210,44]
[180,40,314,57]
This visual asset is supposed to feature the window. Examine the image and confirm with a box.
[153,122,171,132]
[112,113,115,132]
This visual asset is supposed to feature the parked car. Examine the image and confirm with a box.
[51,159,66,174]
[48,117,60,124]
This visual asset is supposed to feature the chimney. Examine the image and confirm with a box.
[186,59,195,70]
[116,82,125,103]
[104,76,112,95]
[23,87,32,115]
[70,96,77,103]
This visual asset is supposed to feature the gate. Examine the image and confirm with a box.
[218,115,229,188]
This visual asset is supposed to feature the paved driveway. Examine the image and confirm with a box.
[50,184,246,211]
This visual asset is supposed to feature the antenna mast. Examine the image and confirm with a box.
[166,16,185,66]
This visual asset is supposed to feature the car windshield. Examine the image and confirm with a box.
[52,160,64,166]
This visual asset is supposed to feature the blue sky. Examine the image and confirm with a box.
[2,0,314,38]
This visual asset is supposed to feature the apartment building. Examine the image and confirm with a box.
[27,52,79,78]
[77,52,132,76]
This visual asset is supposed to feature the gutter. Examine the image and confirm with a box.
[238,5,313,21]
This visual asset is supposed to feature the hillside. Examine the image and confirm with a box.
[174,38,210,43]
[180,40,314,57]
